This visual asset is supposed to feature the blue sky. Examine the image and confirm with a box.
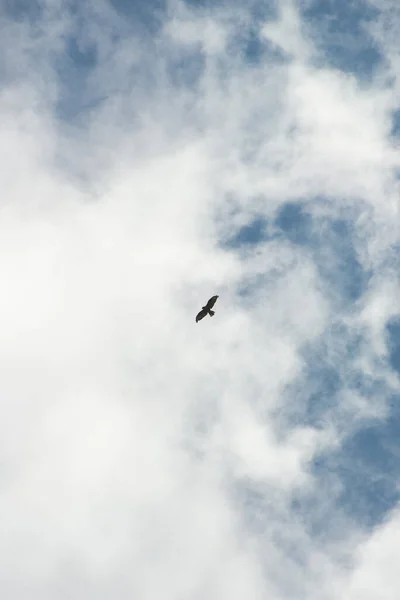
[0,0,399,599]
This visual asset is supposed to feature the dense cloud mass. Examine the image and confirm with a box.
[0,0,399,598]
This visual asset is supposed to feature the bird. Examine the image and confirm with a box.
[196,295,219,322]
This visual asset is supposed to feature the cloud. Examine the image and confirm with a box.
[0,0,398,598]
[346,508,400,599]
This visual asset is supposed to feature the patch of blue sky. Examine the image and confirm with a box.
[53,0,166,122]
[226,200,370,306]
[55,32,99,122]
[185,0,275,13]
[301,0,382,79]
[311,415,400,529]
[274,202,312,246]
[313,217,370,305]
[109,0,167,34]
[1,0,41,22]
[227,218,267,247]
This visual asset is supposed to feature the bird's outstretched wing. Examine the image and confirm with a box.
[205,295,219,310]
[196,308,208,322]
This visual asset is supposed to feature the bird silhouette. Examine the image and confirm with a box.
[195,295,219,322]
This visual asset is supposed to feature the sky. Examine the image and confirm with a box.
[0,0,399,598]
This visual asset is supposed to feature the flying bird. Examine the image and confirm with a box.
[196,295,219,323]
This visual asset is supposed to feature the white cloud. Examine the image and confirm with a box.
[0,1,398,599]
[165,14,227,54]
[262,0,312,61]
[345,509,400,600]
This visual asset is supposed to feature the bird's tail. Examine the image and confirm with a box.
[209,310,215,317]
